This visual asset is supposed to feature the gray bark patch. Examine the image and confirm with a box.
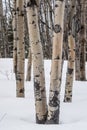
[49,91,59,107]
[54,24,62,33]
[64,97,71,102]
[68,68,73,74]
[36,114,47,124]
[27,0,37,7]
[46,109,59,124]
[19,88,24,93]
[34,81,40,91]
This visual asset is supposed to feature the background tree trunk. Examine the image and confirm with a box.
[64,0,75,102]
[75,0,81,80]
[12,0,17,76]
[16,0,25,97]
[0,0,3,57]
[63,0,68,60]
[79,0,86,81]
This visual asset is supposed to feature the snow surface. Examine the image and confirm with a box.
[0,59,87,130]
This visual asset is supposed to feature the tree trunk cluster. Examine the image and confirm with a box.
[0,0,87,125]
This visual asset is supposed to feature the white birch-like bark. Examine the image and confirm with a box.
[16,0,25,97]
[46,0,65,124]
[26,0,47,124]
[64,36,75,102]
[64,0,75,102]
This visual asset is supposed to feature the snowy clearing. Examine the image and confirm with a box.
[0,59,87,130]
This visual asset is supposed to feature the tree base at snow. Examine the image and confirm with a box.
[36,114,47,124]
[46,109,59,124]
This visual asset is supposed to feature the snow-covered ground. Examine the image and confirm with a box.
[0,59,87,130]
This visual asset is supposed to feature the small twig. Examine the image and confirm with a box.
[39,19,52,30]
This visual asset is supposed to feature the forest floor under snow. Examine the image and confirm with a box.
[0,59,87,130]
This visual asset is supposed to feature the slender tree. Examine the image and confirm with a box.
[75,0,86,81]
[75,0,81,80]
[16,0,25,97]
[63,0,68,60]
[79,0,86,81]
[63,0,75,102]
[3,0,9,58]
[0,0,3,57]
[12,0,17,75]
[26,0,47,124]
[46,0,65,124]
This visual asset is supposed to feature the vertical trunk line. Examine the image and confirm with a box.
[64,0,75,102]
[16,0,25,97]
[26,0,47,124]
[46,0,65,124]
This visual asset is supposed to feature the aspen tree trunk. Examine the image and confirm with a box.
[3,0,8,58]
[0,0,3,57]
[63,0,68,60]
[26,47,32,81]
[24,1,30,58]
[75,0,81,80]
[86,5,87,41]
[26,0,47,124]
[79,0,86,81]
[44,0,52,59]
[39,1,46,57]
[46,0,65,124]
[12,0,17,75]
[16,0,25,97]
[24,1,32,81]
[64,0,75,102]
[64,36,75,102]
[85,4,87,60]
